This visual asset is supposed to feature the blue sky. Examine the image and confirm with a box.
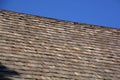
[0,0,120,29]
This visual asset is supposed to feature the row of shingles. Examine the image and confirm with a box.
[0,26,72,79]
[78,27,120,64]
[17,10,120,79]
[0,15,110,80]
[0,13,70,79]
[0,12,83,79]
[84,27,120,64]
[0,10,119,79]
[0,20,40,79]
[62,34,115,79]
[15,14,95,79]
[23,16,92,78]
[75,27,120,79]
[18,11,120,80]
[14,18,86,79]
[48,22,119,79]
[0,10,89,79]
[39,20,97,79]
[0,21,105,79]
[0,12,50,79]
[0,20,24,79]
[40,21,106,77]
[93,32,120,80]
[73,25,120,62]
[34,18,119,79]
[81,27,120,79]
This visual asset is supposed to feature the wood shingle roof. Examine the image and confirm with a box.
[0,10,120,80]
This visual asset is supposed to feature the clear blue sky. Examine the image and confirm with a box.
[0,0,120,29]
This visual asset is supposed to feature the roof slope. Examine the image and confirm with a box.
[0,10,120,80]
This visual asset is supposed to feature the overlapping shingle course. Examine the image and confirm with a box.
[0,10,120,80]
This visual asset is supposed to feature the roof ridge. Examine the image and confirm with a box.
[0,9,120,32]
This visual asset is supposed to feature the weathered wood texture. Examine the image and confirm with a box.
[0,10,120,80]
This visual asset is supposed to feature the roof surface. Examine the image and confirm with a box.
[0,10,120,80]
